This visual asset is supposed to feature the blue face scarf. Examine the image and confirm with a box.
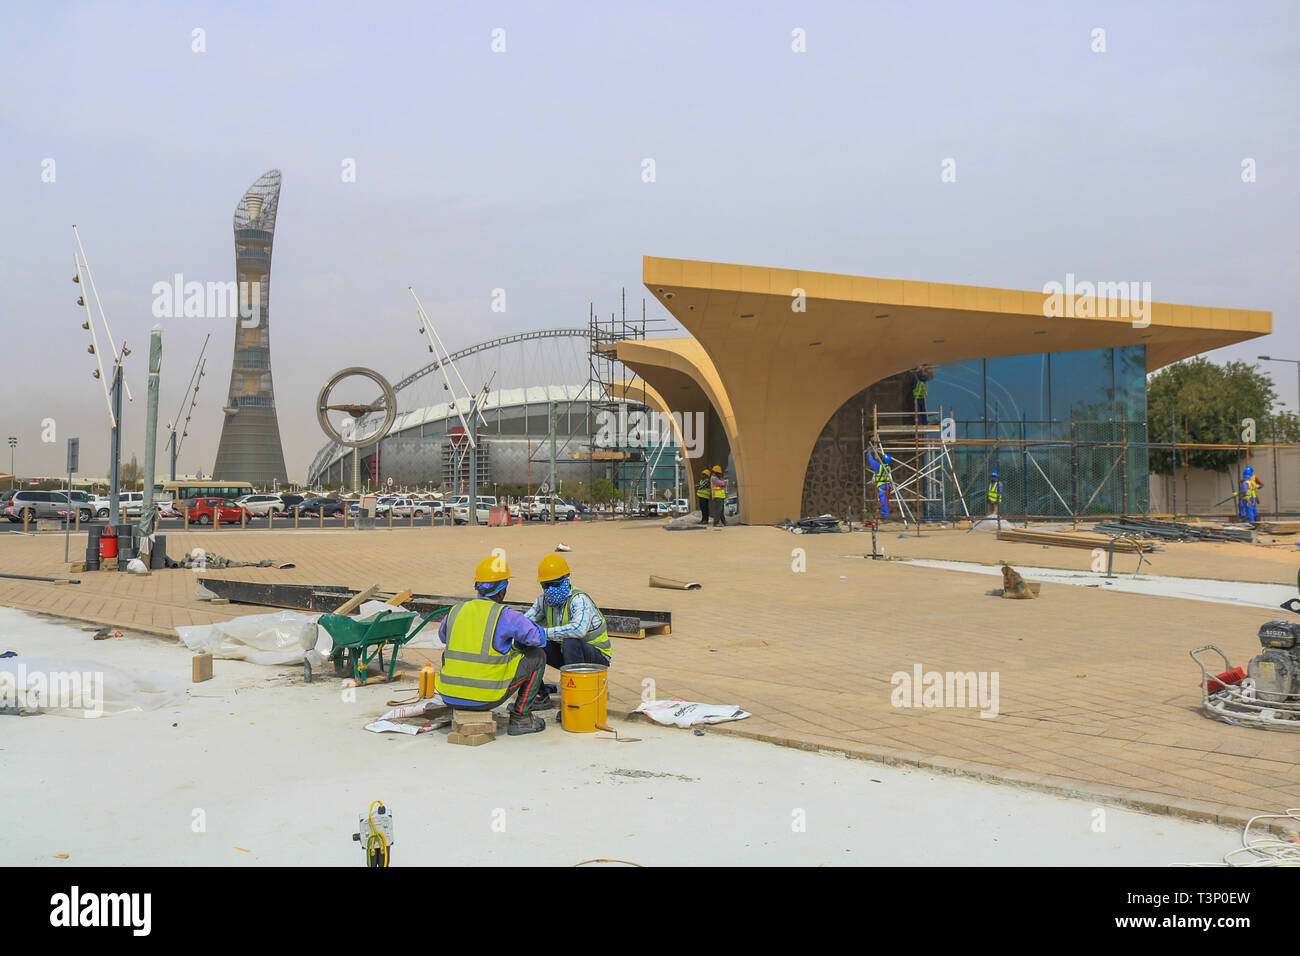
[543,576,572,607]
[476,580,508,601]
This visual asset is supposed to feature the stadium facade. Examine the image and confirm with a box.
[306,384,682,495]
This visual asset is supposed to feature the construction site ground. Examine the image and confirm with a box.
[2,520,1298,832]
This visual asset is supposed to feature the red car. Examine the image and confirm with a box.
[187,497,250,525]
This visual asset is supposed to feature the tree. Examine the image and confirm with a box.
[1147,358,1300,474]
[588,477,616,504]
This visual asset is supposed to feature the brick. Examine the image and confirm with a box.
[192,653,213,683]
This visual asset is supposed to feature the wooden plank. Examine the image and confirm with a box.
[332,584,380,615]
[387,589,413,606]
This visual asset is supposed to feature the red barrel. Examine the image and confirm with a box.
[99,527,118,560]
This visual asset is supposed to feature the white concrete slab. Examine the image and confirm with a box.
[0,607,1241,866]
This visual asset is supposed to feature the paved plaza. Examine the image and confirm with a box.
[1,520,1297,828]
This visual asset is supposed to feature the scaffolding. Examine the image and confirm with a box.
[585,290,677,503]
[865,405,972,530]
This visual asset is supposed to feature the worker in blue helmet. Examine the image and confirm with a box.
[987,470,1002,514]
[1239,465,1263,523]
[866,447,893,517]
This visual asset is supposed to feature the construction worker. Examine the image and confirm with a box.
[912,365,932,423]
[695,468,711,522]
[1240,466,1264,522]
[867,447,893,517]
[987,470,1002,514]
[710,464,727,526]
[526,554,612,669]
[433,555,550,735]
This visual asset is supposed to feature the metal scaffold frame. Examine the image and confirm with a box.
[869,405,972,530]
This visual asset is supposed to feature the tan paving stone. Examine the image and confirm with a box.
[2,521,1297,825]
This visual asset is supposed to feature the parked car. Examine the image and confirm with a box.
[293,497,345,518]
[671,498,689,514]
[645,501,671,516]
[92,491,144,519]
[450,495,496,525]
[725,495,739,518]
[373,495,400,515]
[273,493,305,516]
[236,493,283,516]
[526,496,576,520]
[4,490,93,523]
[388,498,428,518]
[187,497,250,525]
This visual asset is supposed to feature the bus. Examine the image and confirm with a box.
[153,480,256,507]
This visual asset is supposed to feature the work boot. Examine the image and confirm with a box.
[507,712,546,736]
[532,690,555,710]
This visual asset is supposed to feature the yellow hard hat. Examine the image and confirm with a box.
[475,554,510,583]
[712,465,722,473]
[537,553,571,583]
[700,468,710,476]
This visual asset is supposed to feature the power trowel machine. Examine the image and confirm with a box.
[1191,616,1300,731]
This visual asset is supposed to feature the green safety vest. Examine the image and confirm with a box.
[434,599,524,703]
[545,589,612,659]
[913,380,928,399]
[696,478,711,500]
[874,464,892,487]
[987,482,1001,504]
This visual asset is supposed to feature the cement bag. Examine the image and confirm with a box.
[634,699,751,728]
[177,610,322,666]
[0,655,185,718]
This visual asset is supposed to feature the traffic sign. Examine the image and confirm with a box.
[386,476,393,487]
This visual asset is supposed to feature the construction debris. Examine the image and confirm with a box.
[781,516,846,534]
[649,575,701,591]
[996,528,1158,552]
[1094,515,1254,543]
[1257,520,1300,535]
[173,553,280,570]
[998,565,1039,600]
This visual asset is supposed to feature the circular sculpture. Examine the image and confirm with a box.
[317,367,397,448]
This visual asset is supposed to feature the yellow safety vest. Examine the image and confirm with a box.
[545,589,612,659]
[913,380,928,399]
[434,599,524,703]
[987,482,1001,504]
[712,479,726,499]
[1247,476,1261,500]
[696,478,711,500]
[874,464,892,487]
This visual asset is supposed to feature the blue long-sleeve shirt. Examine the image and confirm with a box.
[524,591,601,643]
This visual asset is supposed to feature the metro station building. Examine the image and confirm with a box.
[617,257,1271,525]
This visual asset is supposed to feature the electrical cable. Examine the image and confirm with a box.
[366,800,389,868]
[1177,808,1300,866]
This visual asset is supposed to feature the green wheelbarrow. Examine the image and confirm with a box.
[314,608,440,683]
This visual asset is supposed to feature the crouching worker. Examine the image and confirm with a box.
[433,555,549,736]
[527,554,613,670]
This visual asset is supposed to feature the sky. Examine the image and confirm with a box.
[2,0,1297,482]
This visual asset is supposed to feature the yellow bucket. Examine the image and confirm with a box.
[559,663,608,733]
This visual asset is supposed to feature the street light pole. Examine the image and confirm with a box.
[1258,356,1300,417]
[7,436,15,489]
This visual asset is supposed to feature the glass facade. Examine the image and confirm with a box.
[920,345,1149,518]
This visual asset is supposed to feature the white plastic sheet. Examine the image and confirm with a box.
[634,699,751,727]
[0,656,185,718]
[177,610,323,666]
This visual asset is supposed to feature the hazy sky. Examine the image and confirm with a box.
[2,0,1296,482]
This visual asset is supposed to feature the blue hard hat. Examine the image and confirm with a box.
[991,470,999,478]
[1244,466,1254,476]
[883,454,892,464]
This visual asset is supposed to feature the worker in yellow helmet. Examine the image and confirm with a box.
[709,464,727,527]
[525,553,612,670]
[434,554,550,735]
[695,468,712,522]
